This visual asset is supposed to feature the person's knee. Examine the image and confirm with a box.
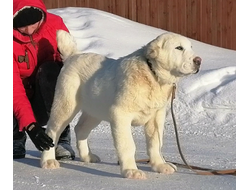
[37,62,62,80]
[34,62,63,118]
[37,62,63,91]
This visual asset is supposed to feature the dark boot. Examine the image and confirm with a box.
[13,116,26,159]
[55,125,75,160]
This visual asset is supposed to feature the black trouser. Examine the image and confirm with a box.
[13,62,71,144]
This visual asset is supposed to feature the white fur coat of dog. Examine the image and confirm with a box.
[41,30,201,179]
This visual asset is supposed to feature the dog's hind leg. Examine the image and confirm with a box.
[41,73,82,169]
[144,109,177,174]
[75,113,101,163]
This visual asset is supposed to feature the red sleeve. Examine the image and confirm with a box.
[59,17,69,32]
[13,58,36,131]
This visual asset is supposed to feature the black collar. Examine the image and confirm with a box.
[146,59,156,76]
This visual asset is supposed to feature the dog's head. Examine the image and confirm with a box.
[145,33,201,83]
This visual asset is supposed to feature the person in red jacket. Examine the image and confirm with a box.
[13,0,75,160]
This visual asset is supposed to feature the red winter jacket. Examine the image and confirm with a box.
[13,0,69,131]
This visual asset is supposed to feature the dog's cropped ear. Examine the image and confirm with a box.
[145,40,160,59]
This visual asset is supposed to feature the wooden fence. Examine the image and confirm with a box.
[42,0,236,50]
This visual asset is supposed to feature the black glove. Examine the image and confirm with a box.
[26,123,54,151]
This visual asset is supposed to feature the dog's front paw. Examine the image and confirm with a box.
[41,159,60,169]
[152,162,177,174]
[80,153,101,163]
[122,169,147,179]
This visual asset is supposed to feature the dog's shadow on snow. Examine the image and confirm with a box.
[13,150,125,178]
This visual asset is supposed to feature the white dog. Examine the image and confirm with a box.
[41,30,201,179]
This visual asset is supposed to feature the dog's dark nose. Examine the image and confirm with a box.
[193,56,202,66]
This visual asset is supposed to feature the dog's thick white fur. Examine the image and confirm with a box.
[41,30,201,179]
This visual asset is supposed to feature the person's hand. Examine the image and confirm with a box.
[26,123,54,151]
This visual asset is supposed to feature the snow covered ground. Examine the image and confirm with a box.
[12,7,236,190]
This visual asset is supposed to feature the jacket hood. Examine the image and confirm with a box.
[13,0,48,42]
[13,0,47,17]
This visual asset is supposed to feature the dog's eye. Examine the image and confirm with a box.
[175,46,184,51]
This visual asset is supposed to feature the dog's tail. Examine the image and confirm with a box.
[56,29,78,61]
